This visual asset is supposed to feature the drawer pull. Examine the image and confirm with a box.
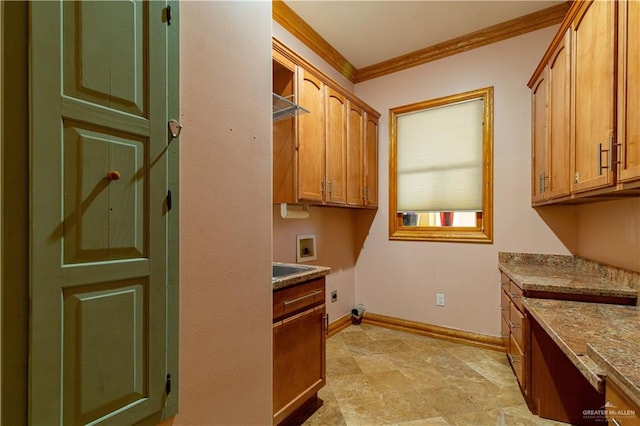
[282,290,322,307]
[501,305,509,311]
[508,320,521,329]
[509,292,521,299]
[507,353,521,364]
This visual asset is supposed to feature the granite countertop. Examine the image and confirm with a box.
[499,253,638,301]
[499,253,640,408]
[524,298,640,407]
[272,262,331,291]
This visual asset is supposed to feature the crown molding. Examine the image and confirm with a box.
[356,3,570,83]
[272,0,357,83]
[272,1,570,84]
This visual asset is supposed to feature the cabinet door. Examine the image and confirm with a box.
[364,113,379,207]
[571,0,616,193]
[325,88,347,204]
[531,70,549,203]
[347,102,364,206]
[618,0,640,183]
[273,305,326,424]
[547,30,572,199]
[297,68,326,202]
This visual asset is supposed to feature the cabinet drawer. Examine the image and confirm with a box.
[501,315,511,352]
[509,334,526,390]
[273,278,325,321]
[606,380,640,426]
[500,272,510,287]
[501,289,510,322]
[509,302,525,349]
[508,280,524,312]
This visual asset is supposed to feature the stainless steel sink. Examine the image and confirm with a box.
[272,264,314,279]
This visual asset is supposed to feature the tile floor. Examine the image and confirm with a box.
[301,323,566,426]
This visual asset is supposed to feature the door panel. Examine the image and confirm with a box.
[364,114,378,207]
[346,102,364,206]
[326,88,346,204]
[63,123,146,264]
[297,69,325,202]
[619,0,640,182]
[63,1,146,116]
[30,1,173,424]
[531,72,548,202]
[571,0,615,192]
[63,280,146,425]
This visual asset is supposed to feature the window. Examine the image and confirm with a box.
[389,87,493,243]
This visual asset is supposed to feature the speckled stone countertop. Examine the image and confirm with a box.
[272,262,331,291]
[499,253,640,407]
[524,298,640,407]
[499,252,638,301]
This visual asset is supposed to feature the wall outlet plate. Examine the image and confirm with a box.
[296,234,317,263]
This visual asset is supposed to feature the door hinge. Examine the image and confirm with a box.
[165,5,172,26]
[167,190,172,211]
[166,373,172,396]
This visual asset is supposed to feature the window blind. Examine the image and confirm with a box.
[396,98,483,212]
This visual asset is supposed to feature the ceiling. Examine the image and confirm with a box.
[280,1,567,81]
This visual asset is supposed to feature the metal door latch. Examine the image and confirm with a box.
[169,119,182,139]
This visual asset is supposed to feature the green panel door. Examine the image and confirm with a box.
[30,1,178,424]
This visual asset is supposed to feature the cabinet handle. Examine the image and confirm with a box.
[500,332,508,338]
[282,290,322,307]
[598,137,613,175]
[321,179,325,195]
[508,320,521,329]
[540,173,549,193]
[501,305,509,311]
[500,281,509,288]
[509,292,521,299]
[328,180,333,197]
[324,313,329,335]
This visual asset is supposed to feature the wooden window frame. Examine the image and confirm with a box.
[389,87,494,243]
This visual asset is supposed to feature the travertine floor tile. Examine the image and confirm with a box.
[302,324,565,426]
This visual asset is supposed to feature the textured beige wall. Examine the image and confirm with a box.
[574,199,640,272]
[273,205,376,322]
[353,26,571,337]
[167,2,273,424]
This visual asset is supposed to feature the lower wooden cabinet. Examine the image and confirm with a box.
[501,273,529,396]
[529,317,605,425]
[273,278,327,425]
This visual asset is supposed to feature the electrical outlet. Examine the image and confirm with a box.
[436,293,445,307]
[331,290,338,303]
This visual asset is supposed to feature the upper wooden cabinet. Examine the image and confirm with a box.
[325,87,347,204]
[346,102,364,206]
[570,0,616,193]
[297,68,326,202]
[364,114,379,207]
[531,70,549,203]
[531,30,571,203]
[272,38,380,209]
[529,0,640,205]
[547,31,571,200]
[618,0,640,183]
